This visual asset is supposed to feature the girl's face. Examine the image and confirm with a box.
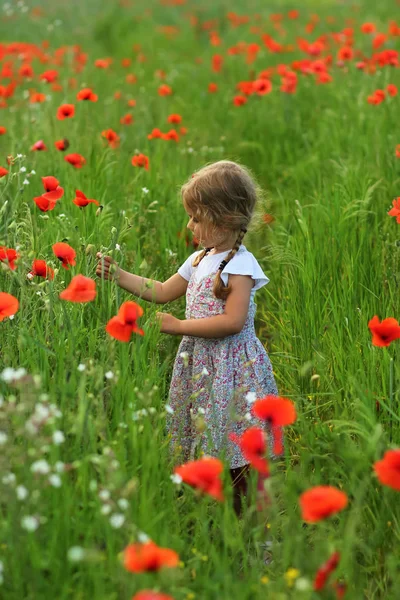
[186,211,229,249]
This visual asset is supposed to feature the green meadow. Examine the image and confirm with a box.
[0,0,399,598]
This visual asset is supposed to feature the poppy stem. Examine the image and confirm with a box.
[389,357,394,442]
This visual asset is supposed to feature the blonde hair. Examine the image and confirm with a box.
[181,160,259,300]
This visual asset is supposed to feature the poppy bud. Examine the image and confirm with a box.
[95,205,104,216]
[194,415,206,433]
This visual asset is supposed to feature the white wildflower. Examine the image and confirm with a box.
[48,474,62,488]
[244,412,252,421]
[101,504,112,516]
[295,578,312,592]
[21,516,39,532]
[117,498,129,511]
[30,169,36,175]
[0,432,7,445]
[99,489,111,501]
[19,166,27,173]
[138,531,150,543]
[2,472,16,485]
[77,364,86,372]
[245,391,257,404]
[54,461,65,473]
[141,187,149,194]
[52,430,65,445]
[105,371,114,379]
[23,179,30,185]
[67,546,85,562]
[16,485,29,500]
[170,473,183,485]
[109,513,125,529]
[31,459,50,475]
[115,244,121,251]
[1,367,27,383]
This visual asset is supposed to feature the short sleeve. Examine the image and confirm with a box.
[220,251,270,291]
[177,250,202,281]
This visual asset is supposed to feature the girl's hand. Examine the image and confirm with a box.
[156,312,182,335]
[96,252,121,282]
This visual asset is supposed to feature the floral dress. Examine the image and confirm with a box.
[167,246,279,469]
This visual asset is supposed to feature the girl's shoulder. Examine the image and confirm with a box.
[221,245,270,291]
[177,249,203,281]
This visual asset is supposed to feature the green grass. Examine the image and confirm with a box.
[0,0,399,598]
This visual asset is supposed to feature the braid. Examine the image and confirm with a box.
[192,246,212,267]
[213,227,247,300]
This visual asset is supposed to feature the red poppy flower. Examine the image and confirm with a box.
[0,127,6,135]
[40,69,58,83]
[56,103,75,120]
[161,129,179,142]
[361,22,376,34]
[59,274,96,303]
[252,395,296,454]
[158,84,172,96]
[252,79,272,95]
[314,552,341,591]
[127,99,136,107]
[253,395,296,426]
[388,197,400,223]
[64,153,86,169]
[174,457,224,501]
[0,167,8,178]
[387,84,398,97]
[124,541,179,573]
[95,58,112,69]
[30,92,46,104]
[368,315,400,347]
[106,301,144,341]
[208,82,218,93]
[52,242,76,270]
[167,113,182,124]
[73,190,100,208]
[233,95,247,106]
[31,140,47,151]
[76,87,98,102]
[29,259,54,280]
[211,54,223,72]
[148,128,162,140]
[19,64,34,78]
[0,246,19,270]
[54,138,69,151]
[33,193,59,212]
[229,427,269,475]
[132,592,174,600]
[131,154,149,170]
[337,46,353,61]
[374,449,400,491]
[396,146,400,159]
[299,486,348,523]
[333,581,347,599]
[316,72,333,84]
[101,129,120,149]
[120,113,133,125]
[0,292,19,322]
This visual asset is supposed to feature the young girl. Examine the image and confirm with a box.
[96,160,278,514]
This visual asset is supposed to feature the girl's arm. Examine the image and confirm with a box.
[157,275,254,337]
[96,254,188,304]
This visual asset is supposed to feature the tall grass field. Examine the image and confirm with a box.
[0,0,399,598]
